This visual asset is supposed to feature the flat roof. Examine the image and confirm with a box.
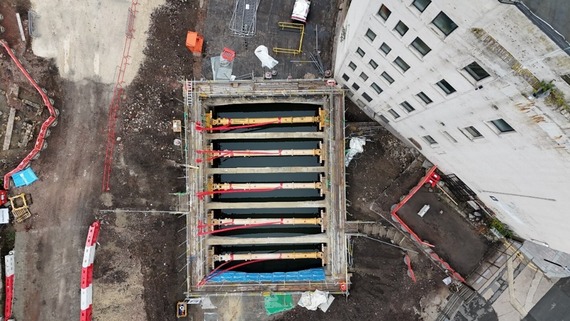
[518,0,570,54]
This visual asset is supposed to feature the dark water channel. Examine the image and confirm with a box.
[209,103,327,272]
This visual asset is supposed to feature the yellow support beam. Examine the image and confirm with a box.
[205,149,321,157]
[213,251,323,262]
[205,108,326,130]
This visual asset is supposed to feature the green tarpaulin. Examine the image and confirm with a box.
[264,293,294,315]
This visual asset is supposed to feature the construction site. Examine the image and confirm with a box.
[181,79,348,296]
[3,0,558,321]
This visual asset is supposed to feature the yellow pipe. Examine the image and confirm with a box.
[206,149,321,157]
[214,252,323,262]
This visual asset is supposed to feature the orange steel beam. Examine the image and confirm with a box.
[213,252,323,262]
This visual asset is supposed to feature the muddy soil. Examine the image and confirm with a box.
[0,0,60,177]
[279,238,448,321]
[93,212,186,321]
[98,1,200,320]
[275,101,447,321]
[109,0,201,210]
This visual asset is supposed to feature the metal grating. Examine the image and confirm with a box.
[442,174,476,202]
[229,0,261,37]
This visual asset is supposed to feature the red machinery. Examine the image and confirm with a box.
[0,190,7,206]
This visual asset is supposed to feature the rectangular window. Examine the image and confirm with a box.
[432,12,458,36]
[342,74,350,81]
[422,135,437,145]
[442,131,457,143]
[416,92,433,104]
[380,42,392,55]
[369,59,378,69]
[412,0,431,12]
[394,57,410,72]
[365,29,377,41]
[464,126,483,138]
[436,79,456,95]
[400,101,415,112]
[490,119,515,133]
[381,72,395,84]
[362,92,373,102]
[371,82,383,94]
[359,72,369,81]
[379,114,390,124]
[352,83,360,90]
[356,47,365,57]
[378,4,391,21]
[410,37,431,56]
[394,21,409,36]
[388,109,401,119]
[464,62,491,81]
[348,61,357,70]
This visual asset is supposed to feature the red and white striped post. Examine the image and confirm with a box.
[80,222,100,321]
[4,250,15,320]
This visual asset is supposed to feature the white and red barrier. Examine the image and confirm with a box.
[81,222,100,321]
[4,250,15,320]
[0,40,59,190]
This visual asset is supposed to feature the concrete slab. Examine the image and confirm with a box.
[493,290,523,321]
[396,188,491,276]
[2,107,16,151]
[202,0,340,79]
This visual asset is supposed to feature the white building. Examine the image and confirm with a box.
[335,0,570,274]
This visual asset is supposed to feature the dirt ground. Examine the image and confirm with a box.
[0,0,59,177]
[279,238,448,321]
[2,0,195,320]
[269,101,447,321]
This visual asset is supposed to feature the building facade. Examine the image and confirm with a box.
[335,0,570,264]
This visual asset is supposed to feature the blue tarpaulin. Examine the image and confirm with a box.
[208,268,326,283]
[12,167,38,187]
